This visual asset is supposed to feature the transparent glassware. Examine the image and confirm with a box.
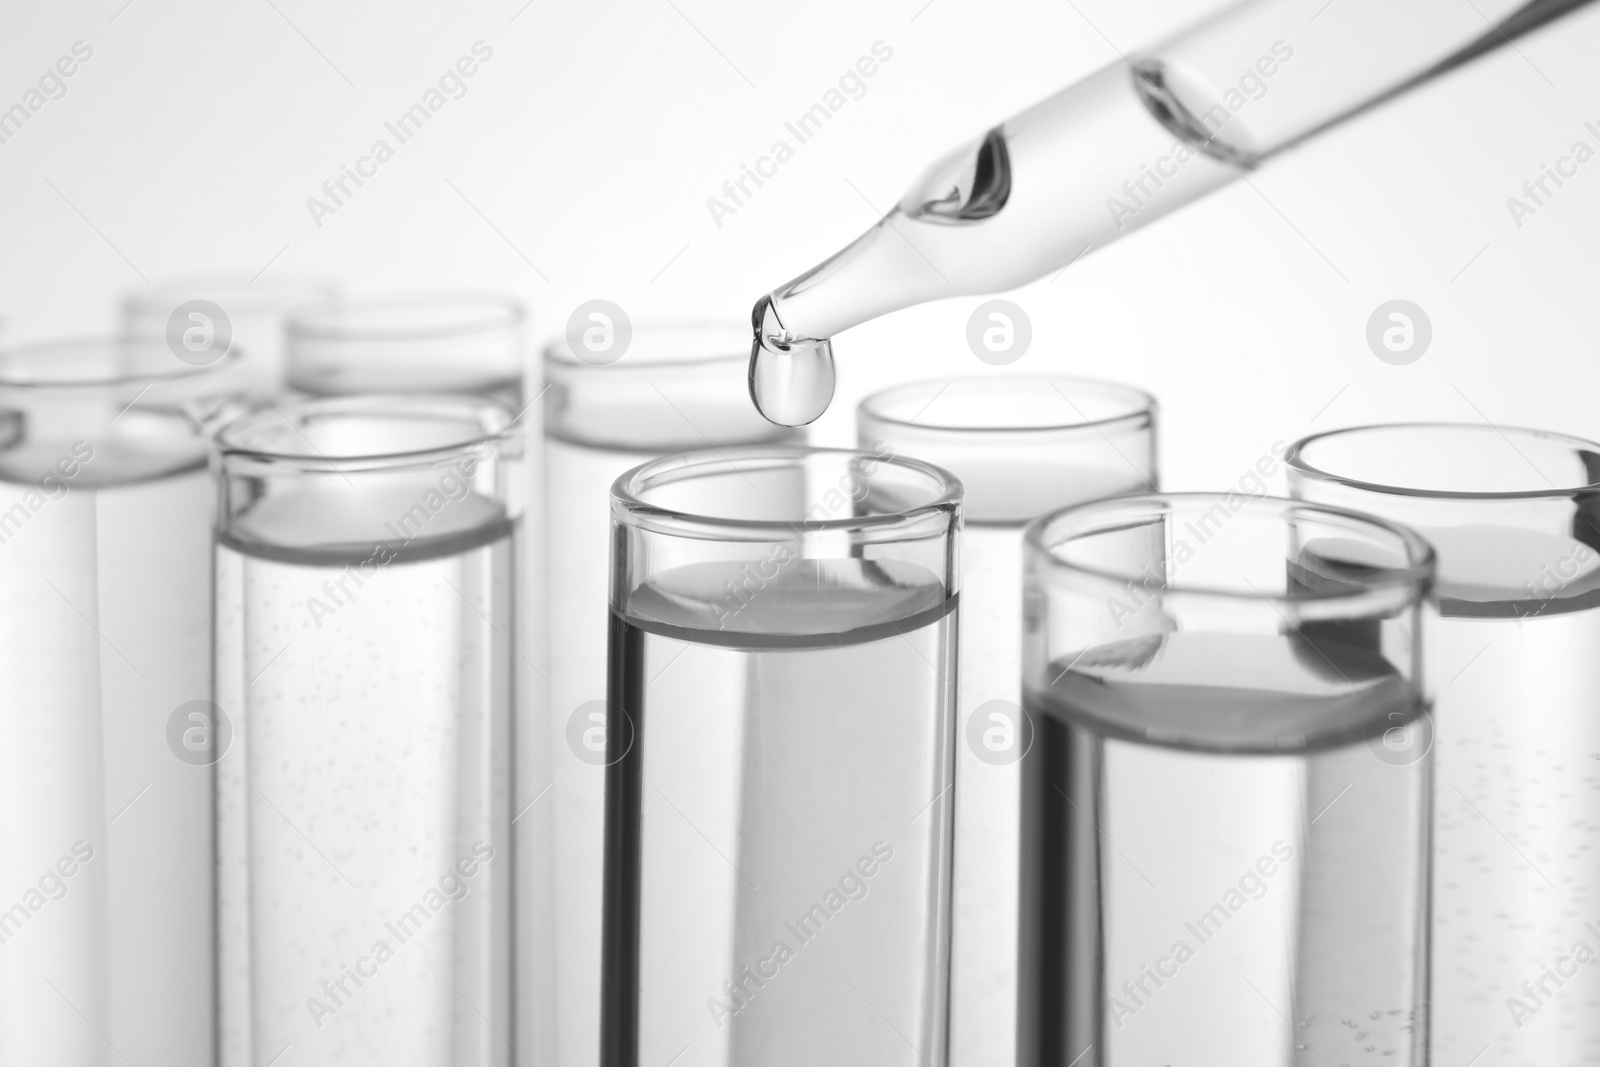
[747,0,1589,426]
[1287,423,1600,1066]
[1020,493,1435,1067]
[0,337,248,1067]
[856,376,1156,1067]
[542,321,798,1067]
[603,446,961,1067]
[286,293,526,408]
[281,292,548,1061]
[212,396,546,1067]
[122,274,337,397]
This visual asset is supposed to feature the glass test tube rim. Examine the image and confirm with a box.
[1025,490,1436,607]
[122,273,338,318]
[611,443,963,544]
[542,318,750,371]
[286,290,527,343]
[856,374,1158,438]
[213,392,518,475]
[1288,421,1600,501]
[0,333,248,391]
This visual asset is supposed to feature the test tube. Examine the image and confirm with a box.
[286,293,526,408]
[856,376,1156,1067]
[542,321,797,1067]
[0,337,247,1067]
[268,292,549,1063]
[1286,423,1600,1065]
[213,396,528,1066]
[603,445,961,1066]
[121,274,336,396]
[1019,493,1434,1067]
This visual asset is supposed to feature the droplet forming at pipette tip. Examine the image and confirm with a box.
[748,294,835,427]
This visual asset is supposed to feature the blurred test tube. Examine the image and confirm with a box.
[121,274,336,398]
[0,336,247,1067]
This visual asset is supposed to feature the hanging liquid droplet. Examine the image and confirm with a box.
[748,338,834,427]
[748,295,835,427]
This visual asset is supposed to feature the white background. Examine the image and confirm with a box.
[2,0,1598,487]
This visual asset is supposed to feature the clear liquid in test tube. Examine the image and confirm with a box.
[1289,424,1600,1066]
[213,396,527,1067]
[602,446,961,1066]
[264,291,552,1064]
[856,376,1156,1067]
[1020,494,1435,1067]
[0,337,247,1067]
